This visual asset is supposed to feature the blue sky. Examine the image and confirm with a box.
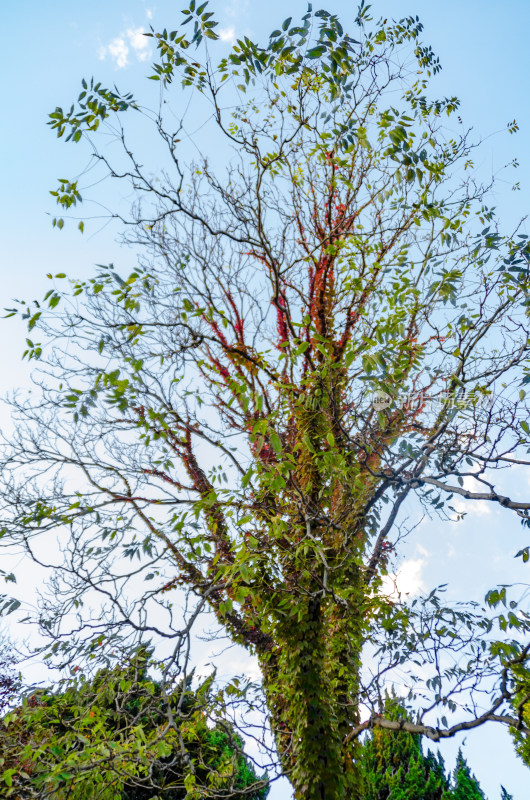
[2,1,530,797]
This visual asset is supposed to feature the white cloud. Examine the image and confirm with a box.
[127,27,151,62]
[381,557,427,599]
[219,26,236,43]
[99,36,129,69]
[194,660,217,682]
[452,476,492,517]
[397,557,427,595]
[219,0,249,42]
[224,655,261,681]
[98,26,152,69]
[146,9,153,20]
[225,0,248,18]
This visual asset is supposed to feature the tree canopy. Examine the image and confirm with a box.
[0,649,268,799]
[361,720,488,800]
[1,3,530,799]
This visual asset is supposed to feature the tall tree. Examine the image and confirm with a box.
[360,701,448,799]
[360,701,503,800]
[450,750,485,800]
[2,4,530,799]
[508,648,530,767]
[361,730,492,800]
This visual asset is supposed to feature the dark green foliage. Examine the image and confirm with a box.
[0,650,268,799]
[361,726,448,799]
[508,657,530,768]
[450,750,485,800]
[359,701,500,800]
[0,636,20,715]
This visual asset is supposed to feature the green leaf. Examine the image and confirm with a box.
[294,341,310,356]
[307,46,326,58]
[515,547,530,563]
[28,312,42,331]
[2,769,15,787]
[270,432,282,454]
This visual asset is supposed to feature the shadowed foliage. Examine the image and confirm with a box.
[0,650,268,799]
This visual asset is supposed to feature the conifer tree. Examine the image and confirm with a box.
[361,724,448,800]
[450,750,485,800]
[360,700,509,800]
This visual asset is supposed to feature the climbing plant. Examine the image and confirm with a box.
[2,3,530,799]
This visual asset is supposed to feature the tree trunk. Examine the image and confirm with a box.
[261,592,364,800]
